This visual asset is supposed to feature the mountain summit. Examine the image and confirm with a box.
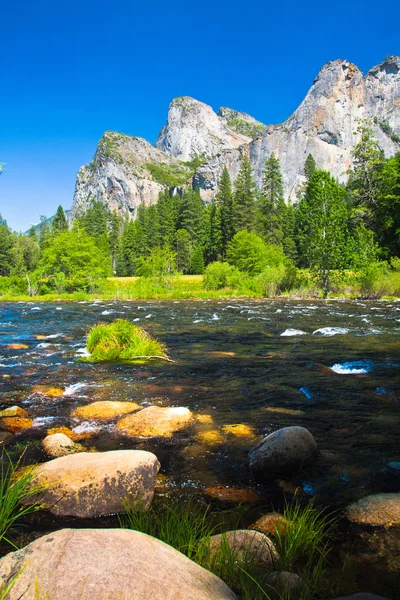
[69,56,400,222]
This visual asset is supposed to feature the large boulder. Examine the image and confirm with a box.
[71,400,141,422]
[42,433,85,458]
[0,529,238,600]
[26,450,160,517]
[249,426,318,476]
[207,530,278,567]
[117,405,193,438]
[345,493,400,526]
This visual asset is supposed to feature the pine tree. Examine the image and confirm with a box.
[282,200,298,262]
[108,211,123,273]
[175,228,192,273]
[297,170,349,297]
[216,167,234,257]
[258,155,286,245]
[304,154,316,180]
[52,205,68,233]
[208,201,223,261]
[349,121,385,211]
[233,155,256,233]
[39,216,52,251]
[77,200,108,239]
[190,246,205,274]
[179,189,204,244]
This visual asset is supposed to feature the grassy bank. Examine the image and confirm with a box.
[0,274,399,303]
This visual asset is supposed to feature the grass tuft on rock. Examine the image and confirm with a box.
[85,319,169,363]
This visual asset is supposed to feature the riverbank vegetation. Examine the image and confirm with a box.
[1,121,400,301]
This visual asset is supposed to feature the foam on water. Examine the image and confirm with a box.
[211,314,219,320]
[330,360,373,375]
[313,327,349,336]
[280,329,307,336]
[101,310,114,315]
[64,382,87,395]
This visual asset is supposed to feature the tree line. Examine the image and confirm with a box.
[0,120,399,297]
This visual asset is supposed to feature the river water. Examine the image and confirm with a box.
[0,299,399,582]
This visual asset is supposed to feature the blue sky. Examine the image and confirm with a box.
[1,0,398,231]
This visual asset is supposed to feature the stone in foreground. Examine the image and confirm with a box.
[42,433,85,458]
[332,595,390,600]
[249,426,318,476]
[345,493,400,526]
[0,529,238,600]
[0,406,28,418]
[71,400,141,422]
[208,530,278,567]
[117,405,193,438]
[26,450,160,517]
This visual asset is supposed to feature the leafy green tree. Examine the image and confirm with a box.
[374,153,400,257]
[136,246,177,283]
[227,231,287,275]
[233,155,256,233]
[28,226,38,241]
[297,170,349,297]
[52,205,68,233]
[304,154,316,180]
[258,155,286,246]
[39,216,52,251]
[11,235,40,275]
[0,217,14,276]
[39,229,111,279]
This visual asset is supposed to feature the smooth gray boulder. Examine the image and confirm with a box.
[0,529,238,600]
[249,426,318,476]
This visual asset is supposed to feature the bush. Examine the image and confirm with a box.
[86,319,168,362]
[358,261,391,299]
[203,262,234,290]
[253,265,286,297]
[227,231,290,276]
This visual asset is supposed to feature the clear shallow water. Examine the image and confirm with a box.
[0,298,399,507]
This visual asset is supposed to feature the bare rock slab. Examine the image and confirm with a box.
[27,450,160,517]
[346,493,400,526]
[249,426,318,476]
[117,405,193,438]
[0,529,238,600]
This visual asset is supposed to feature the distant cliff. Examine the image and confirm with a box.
[69,56,400,221]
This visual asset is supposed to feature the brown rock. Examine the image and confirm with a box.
[222,423,256,439]
[205,486,260,504]
[26,450,160,518]
[0,529,238,600]
[208,530,278,567]
[33,386,64,397]
[71,400,141,422]
[0,417,33,434]
[346,493,400,526]
[268,571,302,591]
[6,343,29,350]
[252,512,290,536]
[0,406,28,418]
[42,434,85,458]
[117,405,193,438]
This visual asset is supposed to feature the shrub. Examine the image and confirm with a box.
[253,265,286,297]
[86,319,168,362]
[227,231,289,276]
[203,262,234,290]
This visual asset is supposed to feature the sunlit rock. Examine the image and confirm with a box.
[42,433,85,458]
[0,529,238,600]
[251,512,290,536]
[222,424,256,439]
[0,406,28,418]
[195,429,224,446]
[346,493,400,526]
[204,486,260,504]
[33,386,65,397]
[117,406,193,438]
[6,344,29,350]
[71,401,141,422]
[0,417,33,434]
[25,450,160,518]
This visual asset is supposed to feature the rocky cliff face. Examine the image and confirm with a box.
[70,56,400,220]
[69,131,193,222]
[194,57,400,201]
[155,96,255,161]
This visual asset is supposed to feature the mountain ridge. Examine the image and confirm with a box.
[69,56,400,222]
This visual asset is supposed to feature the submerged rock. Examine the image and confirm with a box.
[268,571,302,591]
[249,426,318,476]
[332,595,390,600]
[204,486,260,504]
[207,530,278,567]
[251,512,290,537]
[0,406,28,418]
[25,450,160,518]
[346,493,400,526]
[0,417,33,434]
[42,433,85,458]
[0,529,238,600]
[117,406,193,438]
[71,400,141,422]
[380,462,400,492]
